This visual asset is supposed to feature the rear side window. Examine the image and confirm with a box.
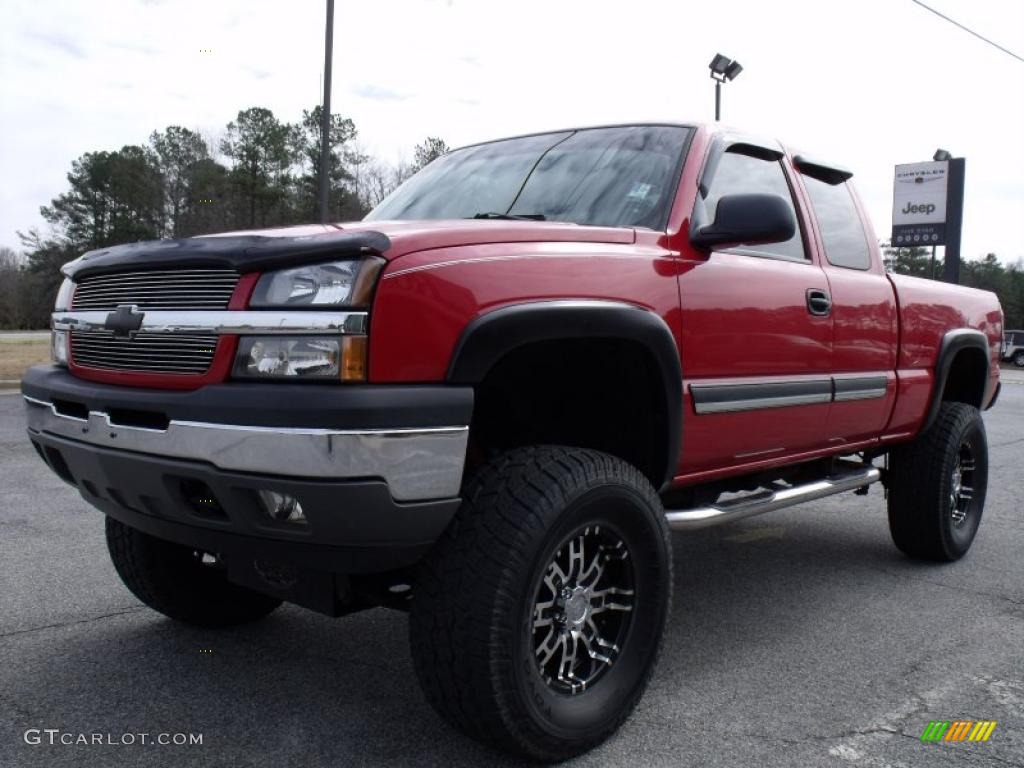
[803,176,872,270]
[704,151,806,262]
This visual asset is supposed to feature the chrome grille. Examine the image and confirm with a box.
[71,269,239,310]
[70,331,218,374]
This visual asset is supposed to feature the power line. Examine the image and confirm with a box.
[910,0,1024,64]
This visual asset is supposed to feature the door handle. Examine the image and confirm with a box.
[806,289,831,316]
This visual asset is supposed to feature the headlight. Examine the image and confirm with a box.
[54,278,74,311]
[52,331,69,366]
[250,258,384,307]
[51,280,73,366]
[233,336,368,381]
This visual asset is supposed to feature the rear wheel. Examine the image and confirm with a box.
[105,517,281,627]
[887,402,988,561]
[409,446,672,761]
[1013,350,1024,367]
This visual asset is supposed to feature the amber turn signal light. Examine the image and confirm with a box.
[340,335,368,382]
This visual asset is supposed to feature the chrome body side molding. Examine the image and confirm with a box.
[691,378,831,414]
[690,373,889,414]
[832,375,888,402]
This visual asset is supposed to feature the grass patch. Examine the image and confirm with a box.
[0,337,50,384]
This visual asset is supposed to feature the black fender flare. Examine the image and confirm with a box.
[446,300,683,489]
[923,328,990,432]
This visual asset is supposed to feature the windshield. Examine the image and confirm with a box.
[365,125,691,230]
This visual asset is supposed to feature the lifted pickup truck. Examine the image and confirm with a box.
[23,123,1002,761]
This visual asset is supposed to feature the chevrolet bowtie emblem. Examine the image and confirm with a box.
[104,305,145,339]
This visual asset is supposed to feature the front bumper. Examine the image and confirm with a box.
[23,366,472,575]
[24,397,467,502]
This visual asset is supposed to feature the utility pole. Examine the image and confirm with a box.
[318,0,335,224]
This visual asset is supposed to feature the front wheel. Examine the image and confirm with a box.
[105,517,282,627]
[887,402,988,561]
[410,446,672,762]
[1014,350,1024,367]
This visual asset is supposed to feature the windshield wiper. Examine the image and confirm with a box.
[471,212,546,221]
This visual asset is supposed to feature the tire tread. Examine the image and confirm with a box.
[105,517,281,627]
[410,446,671,761]
[887,402,987,561]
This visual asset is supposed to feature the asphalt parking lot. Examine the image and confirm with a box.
[1,382,1022,768]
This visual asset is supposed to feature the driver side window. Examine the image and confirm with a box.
[705,152,807,262]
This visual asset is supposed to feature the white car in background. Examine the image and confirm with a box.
[1003,330,1024,367]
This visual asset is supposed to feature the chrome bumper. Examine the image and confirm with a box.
[24,396,468,502]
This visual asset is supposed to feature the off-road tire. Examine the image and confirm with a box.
[105,517,281,627]
[409,446,673,762]
[887,402,988,561]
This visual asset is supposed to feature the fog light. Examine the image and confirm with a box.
[258,490,306,524]
[181,479,226,519]
[52,330,69,366]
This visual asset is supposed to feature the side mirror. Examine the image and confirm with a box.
[690,193,796,250]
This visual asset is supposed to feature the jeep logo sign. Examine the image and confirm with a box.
[901,202,937,215]
[892,160,949,246]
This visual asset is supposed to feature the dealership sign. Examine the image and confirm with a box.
[891,161,949,245]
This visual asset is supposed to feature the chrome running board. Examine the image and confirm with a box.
[665,466,881,531]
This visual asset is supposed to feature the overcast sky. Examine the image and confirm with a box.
[2,0,1022,262]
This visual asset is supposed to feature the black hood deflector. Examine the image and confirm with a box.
[62,230,391,279]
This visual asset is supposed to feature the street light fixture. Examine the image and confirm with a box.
[933,148,952,161]
[709,53,742,121]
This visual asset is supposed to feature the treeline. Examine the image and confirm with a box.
[4,123,1024,332]
[1,105,448,328]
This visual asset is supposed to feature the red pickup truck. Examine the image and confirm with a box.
[23,122,1002,761]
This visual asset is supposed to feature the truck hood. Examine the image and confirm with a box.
[63,219,635,278]
[336,219,636,259]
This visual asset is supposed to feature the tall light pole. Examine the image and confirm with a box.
[708,53,742,121]
[928,148,951,279]
[932,148,965,285]
[318,0,335,224]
